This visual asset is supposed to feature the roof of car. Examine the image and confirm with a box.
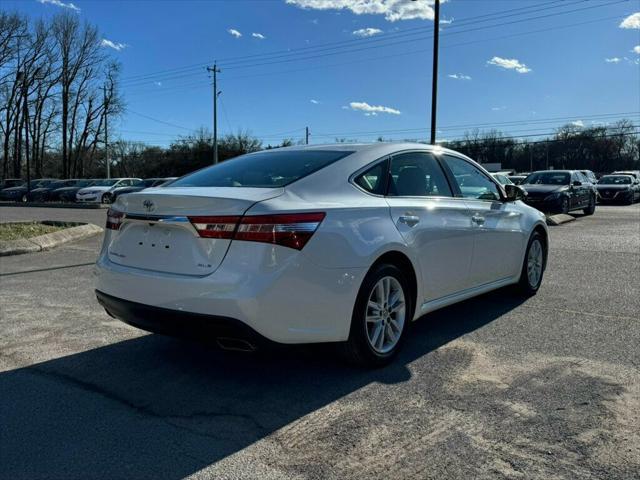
[251,142,466,157]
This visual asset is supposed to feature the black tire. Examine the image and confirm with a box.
[102,193,112,204]
[624,194,634,205]
[341,263,413,367]
[515,231,547,296]
[559,197,569,215]
[583,195,596,215]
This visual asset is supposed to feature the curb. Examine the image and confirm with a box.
[546,214,576,226]
[0,222,104,256]
[0,202,108,209]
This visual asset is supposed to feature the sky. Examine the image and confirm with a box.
[4,0,640,146]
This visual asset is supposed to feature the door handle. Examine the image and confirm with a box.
[398,215,420,227]
[471,214,485,226]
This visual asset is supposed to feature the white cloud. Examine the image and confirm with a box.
[228,28,242,38]
[605,57,621,63]
[100,39,128,51]
[448,73,471,80]
[285,0,443,22]
[352,27,383,38]
[252,32,266,40]
[487,56,531,74]
[619,12,640,29]
[36,0,80,11]
[154,81,162,87]
[633,45,640,54]
[571,120,584,128]
[349,101,401,115]
[310,99,320,104]
[491,106,506,111]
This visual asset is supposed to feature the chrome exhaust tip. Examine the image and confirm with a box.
[216,337,256,352]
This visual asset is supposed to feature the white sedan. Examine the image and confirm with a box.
[76,178,142,203]
[95,143,548,366]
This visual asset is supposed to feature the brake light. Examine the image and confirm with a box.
[106,208,124,230]
[188,216,241,239]
[188,212,325,250]
[236,212,325,250]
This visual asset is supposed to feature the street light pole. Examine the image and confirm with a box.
[430,0,440,145]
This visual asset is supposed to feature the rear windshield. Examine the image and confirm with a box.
[169,149,354,188]
[523,172,570,185]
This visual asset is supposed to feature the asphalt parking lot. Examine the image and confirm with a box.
[1,204,639,480]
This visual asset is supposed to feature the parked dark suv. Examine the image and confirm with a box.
[520,170,597,215]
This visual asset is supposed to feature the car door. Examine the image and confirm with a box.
[383,151,476,303]
[572,172,590,208]
[440,155,526,287]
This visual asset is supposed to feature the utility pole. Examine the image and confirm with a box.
[305,126,309,145]
[430,0,440,145]
[103,84,110,179]
[207,63,222,164]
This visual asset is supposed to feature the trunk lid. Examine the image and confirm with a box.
[107,187,283,276]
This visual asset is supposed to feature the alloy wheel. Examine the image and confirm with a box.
[365,276,406,354]
[527,239,544,288]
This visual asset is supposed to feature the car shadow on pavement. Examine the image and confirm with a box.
[0,290,526,479]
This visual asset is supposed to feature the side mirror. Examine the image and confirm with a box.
[505,184,526,201]
[572,181,582,186]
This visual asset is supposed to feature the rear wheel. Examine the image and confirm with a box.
[341,263,413,367]
[583,195,596,215]
[516,231,546,296]
[102,193,112,204]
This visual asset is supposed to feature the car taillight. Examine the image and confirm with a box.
[188,216,241,239]
[106,208,124,230]
[188,212,325,250]
[236,212,325,250]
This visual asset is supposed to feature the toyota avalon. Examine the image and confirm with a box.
[95,143,549,366]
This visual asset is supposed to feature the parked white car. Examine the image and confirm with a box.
[76,178,142,203]
[95,143,548,366]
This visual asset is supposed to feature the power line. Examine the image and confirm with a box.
[120,0,620,88]
[121,11,626,103]
[219,0,625,73]
[313,112,640,138]
[119,0,569,85]
[127,109,194,131]
[117,111,638,143]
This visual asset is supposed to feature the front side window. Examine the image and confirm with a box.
[354,161,387,195]
[388,152,452,197]
[169,149,354,188]
[441,155,501,201]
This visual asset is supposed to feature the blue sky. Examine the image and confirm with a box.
[6,0,640,146]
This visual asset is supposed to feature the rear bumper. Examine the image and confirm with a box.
[96,290,274,347]
[94,238,367,344]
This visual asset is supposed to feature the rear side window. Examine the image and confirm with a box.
[354,161,387,195]
[169,150,354,188]
[388,152,452,197]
